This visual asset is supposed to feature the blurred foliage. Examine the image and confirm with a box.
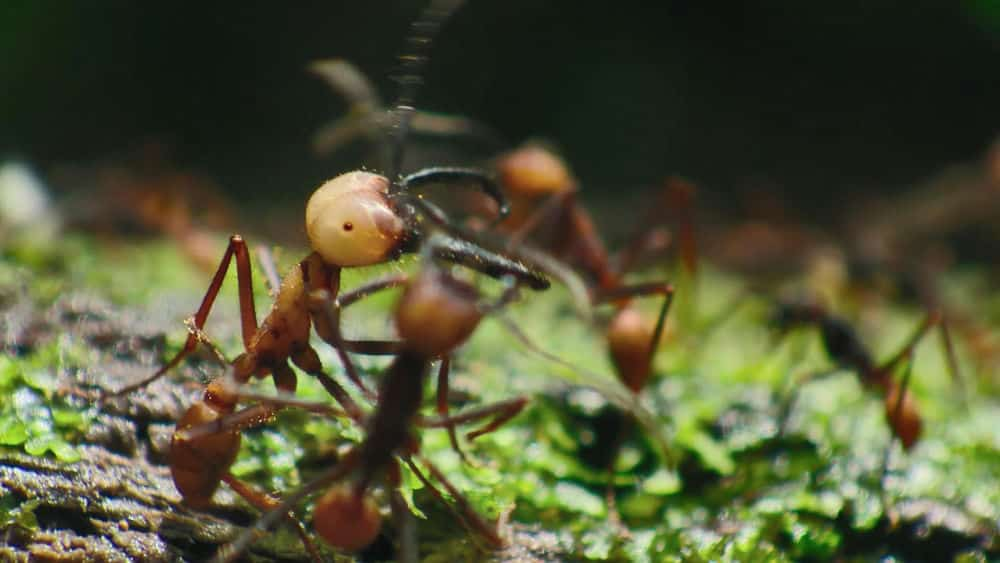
[2,1,997,217]
[1,233,998,561]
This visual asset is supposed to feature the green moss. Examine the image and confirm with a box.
[3,236,999,561]
[0,350,90,463]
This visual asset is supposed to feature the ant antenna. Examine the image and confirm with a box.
[386,0,467,184]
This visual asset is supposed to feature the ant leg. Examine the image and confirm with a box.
[879,310,941,375]
[104,235,259,399]
[406,455,505,548]
[596,282,676,383]
[309,274,409,351]
[420,396,529,441]
[602,418,634,532]
[307,274,412,396]
[504,191,574,251]
[776,368,843,436]
[219,473,324,563]
[324,274,410,356]
[938,315,964,390]
[464,397,528,441]
[213,448,362,563]
[615,176,699,277]
[880,351,915,529]
[176,397,346,444]
[306,287,398,401]
[336,274,410,307]
[255,245,282,298]
[291,345,366,422]
[176,361,307,444]
[386,461,418,563]
[503,192,619,291]
[613,226,671,278]
[434,356,469,462]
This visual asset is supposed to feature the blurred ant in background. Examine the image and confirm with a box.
[493,143,689,395]
[839,137,1000,378]
[770,299,963,521]
[487,143,706,521]
[309,59,504,161]
[55,141,234,274]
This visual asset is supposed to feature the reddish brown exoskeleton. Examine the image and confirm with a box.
[189,234,544,561]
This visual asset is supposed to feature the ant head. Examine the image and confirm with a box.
[395,266,483,357]
[306,171,407,266]
[496,143,575,197]
[313,484,382,551]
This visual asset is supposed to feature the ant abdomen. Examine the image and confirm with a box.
[884,381,922,449]
[313,485,383,552]
[606,306,655,393]
[170,401,242,509]
[496,144,575,198]
[395,269,483,357]
[305,171,405,267]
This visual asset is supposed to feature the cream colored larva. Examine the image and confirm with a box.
[305,171,405,267]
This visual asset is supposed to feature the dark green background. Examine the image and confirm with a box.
[2,1,997,215]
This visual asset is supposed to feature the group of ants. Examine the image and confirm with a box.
[88,2,967,561]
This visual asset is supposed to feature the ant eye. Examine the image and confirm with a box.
[306,171,404,266]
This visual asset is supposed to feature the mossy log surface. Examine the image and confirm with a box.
[0,279,568,562]
[2,239,999,562]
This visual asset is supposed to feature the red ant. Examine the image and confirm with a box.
[770,299,965,526]
[309,59,503,158]
[98,0,550,557]
[178,235,542,561]
[770,301,960,451]
[489,143,697,522]
[493,143,680,397]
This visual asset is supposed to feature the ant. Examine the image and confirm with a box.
[771,301,961,450]
[96,0,550,557]
[152,169,543,559]
[770,300,963,524]
[309,59,503,158]
[487,143,697,522]
[58,141,234,274]
[179,235,541,561]
[493,143,678,396]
